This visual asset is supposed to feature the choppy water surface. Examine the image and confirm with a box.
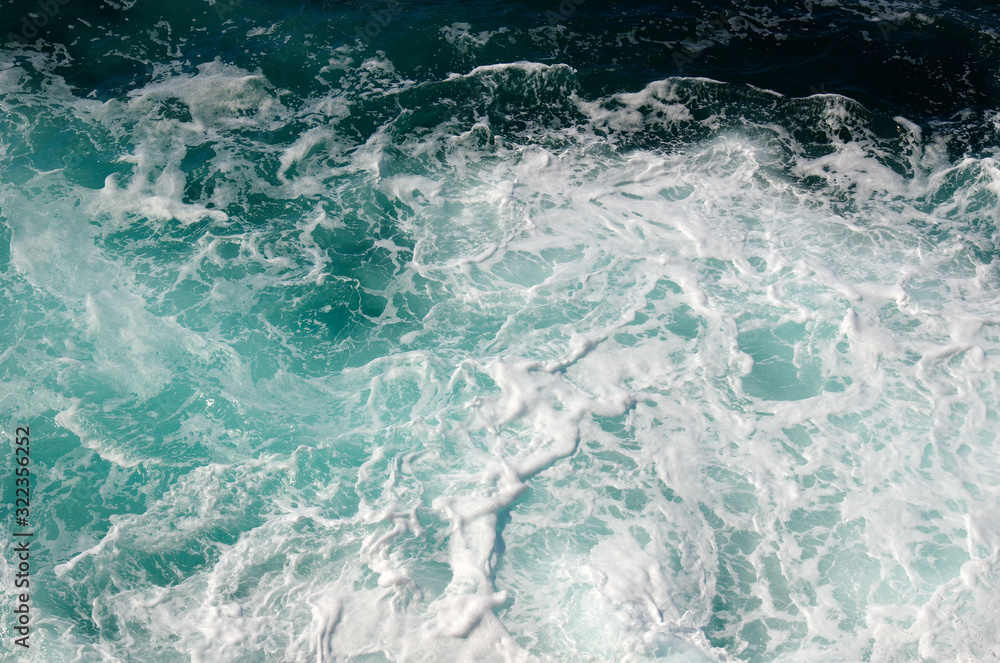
[1,1,999,661]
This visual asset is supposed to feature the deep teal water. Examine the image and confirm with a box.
[1,1,999,661]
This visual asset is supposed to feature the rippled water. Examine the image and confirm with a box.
[1,1,999,661]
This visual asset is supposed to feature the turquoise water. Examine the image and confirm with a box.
[1,1,999,661]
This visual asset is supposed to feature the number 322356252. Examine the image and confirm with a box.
[15,426,30,515]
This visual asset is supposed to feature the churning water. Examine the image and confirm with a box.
[1,1,999,661]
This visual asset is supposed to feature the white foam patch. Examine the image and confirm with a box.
[125,60,283,134]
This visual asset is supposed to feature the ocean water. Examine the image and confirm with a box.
[1,1,999,661]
